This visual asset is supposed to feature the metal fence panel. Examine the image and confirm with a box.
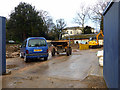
[103,2,119,88]
[0,16,6,75]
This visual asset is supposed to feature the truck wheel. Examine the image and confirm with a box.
[44,57,48,61]
[20,53,23,58]
[69,48,72,55]
[89,45,92,48]
[66,48,70,56]
[52,48,55,56]
[57,52,59,55]
[24,55,29,63]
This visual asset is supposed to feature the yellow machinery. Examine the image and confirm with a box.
[51,40,72,56]
[88,30,104,47]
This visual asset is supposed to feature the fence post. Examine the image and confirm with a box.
[0,16,6,75]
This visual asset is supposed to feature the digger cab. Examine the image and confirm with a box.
[88,36,99,46]
[89,36,96,41]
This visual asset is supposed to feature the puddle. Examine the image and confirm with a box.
[26,64,49,75]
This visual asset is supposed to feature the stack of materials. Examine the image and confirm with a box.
[97,50,103,66]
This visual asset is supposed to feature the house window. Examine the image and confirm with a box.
[70,31,72,34]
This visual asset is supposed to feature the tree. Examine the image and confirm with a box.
[47,19,66,40]
[89,0,108,31]
[83,26,92,34]
[74,4,90,32]
[39,10,56,39]
[39,10,53,30]
[56,19,66,40]
[48,25,58,40]
[6,2,46,42]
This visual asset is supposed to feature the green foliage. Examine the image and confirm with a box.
[6,2,47,43]
[83,26,93,34]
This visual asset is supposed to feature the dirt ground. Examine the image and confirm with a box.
[82,75,107,88]
[2,44,107,88]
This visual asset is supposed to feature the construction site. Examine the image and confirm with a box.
[1,0,120,89]
[1,30,106,88]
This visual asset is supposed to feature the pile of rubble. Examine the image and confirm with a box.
[6,51,20,58]
[6,44,20,58]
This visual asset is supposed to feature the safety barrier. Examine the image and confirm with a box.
[79,44,89,50]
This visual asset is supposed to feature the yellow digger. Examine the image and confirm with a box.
[88,30,104,48]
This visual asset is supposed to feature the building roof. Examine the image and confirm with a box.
[63,26,82,30]
[63,34,97,39]
[63,26,94,31]
[103,0,114,15]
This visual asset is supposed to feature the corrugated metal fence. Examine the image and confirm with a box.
[103,2,119,88]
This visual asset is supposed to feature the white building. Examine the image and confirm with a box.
[62,27,82,38]
[91,29,97,34]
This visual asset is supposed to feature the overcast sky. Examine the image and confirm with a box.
[0,0,105,29]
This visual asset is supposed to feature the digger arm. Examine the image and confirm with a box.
[96,30,104,44]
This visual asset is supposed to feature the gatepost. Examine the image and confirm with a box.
[0,16,6,75]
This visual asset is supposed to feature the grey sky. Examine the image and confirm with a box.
[0,0,106,29]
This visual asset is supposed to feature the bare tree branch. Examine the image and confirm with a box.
[89,0,108,24]
[39,10,55,30]
[74,4,90,32]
